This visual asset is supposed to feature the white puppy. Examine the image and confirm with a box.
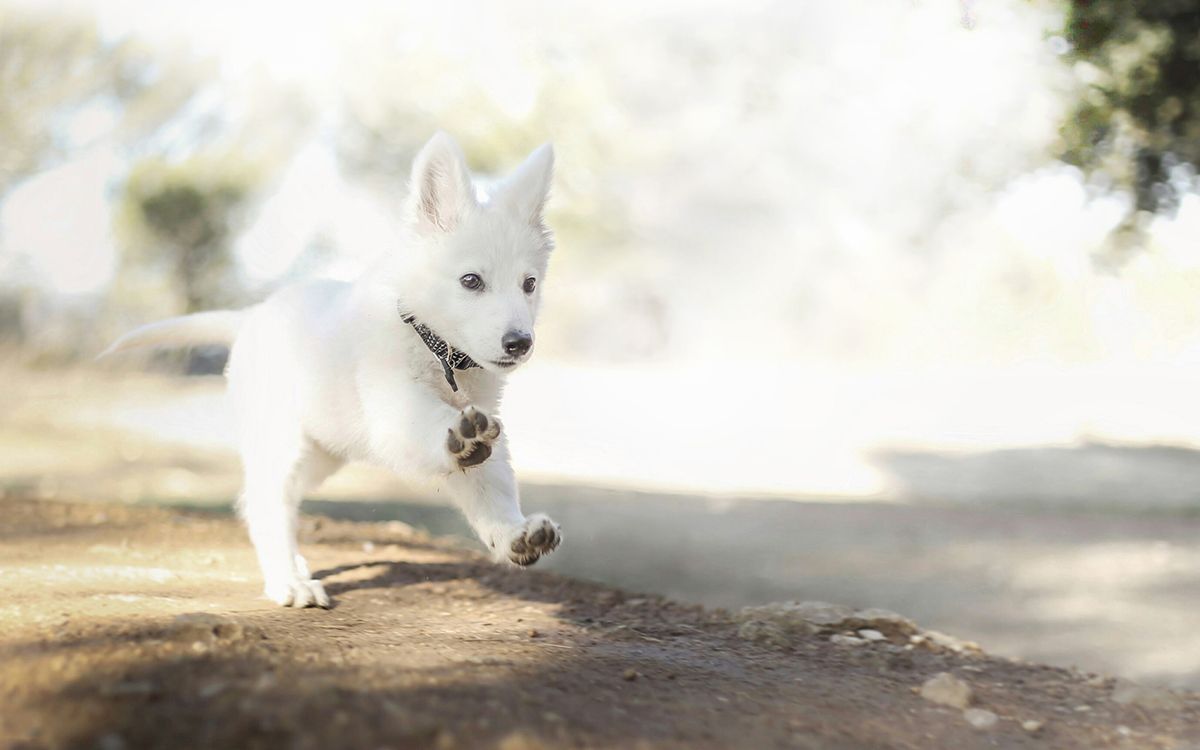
[104,133,562,607]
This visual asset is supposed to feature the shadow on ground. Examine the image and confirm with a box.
[297,458,1200,690]
[0,552,973,750]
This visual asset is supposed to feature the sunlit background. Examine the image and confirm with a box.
[3,0,1200,688]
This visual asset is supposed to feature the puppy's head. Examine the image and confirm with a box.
[396,132,554,374]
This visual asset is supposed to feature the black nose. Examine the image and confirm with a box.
[502,330,533,357]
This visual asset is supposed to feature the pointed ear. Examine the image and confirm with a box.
[407,132,476,233]
[498,143,554,226]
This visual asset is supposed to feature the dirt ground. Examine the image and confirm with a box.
[8,366,1200,689]
[1,498,1197,750]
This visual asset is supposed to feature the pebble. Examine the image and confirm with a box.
[919,672,973,709]
[1021,719,1045,733]
[857,629,886,642]
[622,669,639,681]
[963,708,998,730]
[853,608,918,637]
[921,630,980,654]
[830,634,866,646]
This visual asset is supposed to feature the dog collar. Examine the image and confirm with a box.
[397,305,480,392]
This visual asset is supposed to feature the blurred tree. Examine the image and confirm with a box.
[1,5,212,193]
[1060,1,1200,233]
[118,156,258,313]
[0,10,157,192]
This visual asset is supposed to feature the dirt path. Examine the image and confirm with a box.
[1,498,1197,749]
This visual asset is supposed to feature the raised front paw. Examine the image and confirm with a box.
[446,406,502,469]
[504,513,562,566]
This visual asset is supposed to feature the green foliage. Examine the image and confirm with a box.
[119,157,258,313]
[1060,1,1200,220]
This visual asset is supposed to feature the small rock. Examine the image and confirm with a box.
[1073,704,1092,712]
[527,629,540,638]
[830,634,866,646]
[857,629,886,642]
[622,669,639,682]
[963,708,998,730]
[921,629,981,654]
[1021,719,1045,733]
[1110,680,1184,711]
[852,608,918,637]
[919,672,973,709]
[362,541,376,553]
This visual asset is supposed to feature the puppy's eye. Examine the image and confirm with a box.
[522,277,537,294]
[460,273,484,291]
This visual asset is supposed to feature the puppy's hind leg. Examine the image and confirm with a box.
[239,439,342,608]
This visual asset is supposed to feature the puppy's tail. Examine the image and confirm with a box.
[98,310,247,359]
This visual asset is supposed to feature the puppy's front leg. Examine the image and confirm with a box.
[361,382,561,563]
[443,431,561,566]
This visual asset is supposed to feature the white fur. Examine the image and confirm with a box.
[105,133,562,607]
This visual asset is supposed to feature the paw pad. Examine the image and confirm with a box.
[508,515,562,566]
[447,406,501,469]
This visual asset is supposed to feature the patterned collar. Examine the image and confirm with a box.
[398,304,480,392]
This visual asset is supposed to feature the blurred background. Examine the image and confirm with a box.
[3,0,1199,687]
